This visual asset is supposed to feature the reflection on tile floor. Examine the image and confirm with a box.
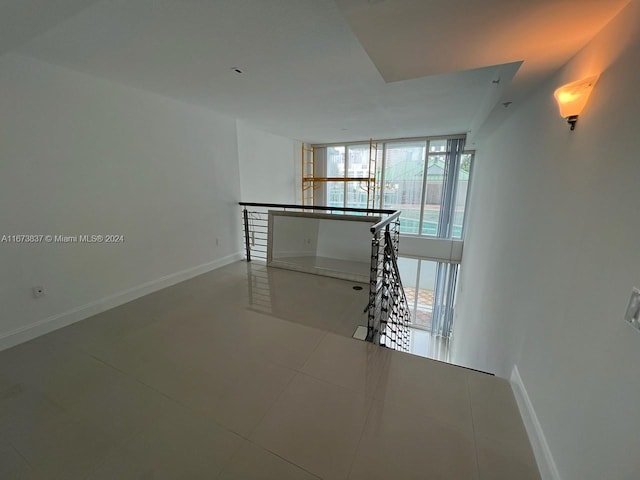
[0,261,540,479]
[247,262,449,363]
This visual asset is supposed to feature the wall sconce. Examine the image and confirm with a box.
[554,75,599,130]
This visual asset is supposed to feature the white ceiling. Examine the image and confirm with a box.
[337,0,629,83]
[2,0,631,144]
[336,0,630,143]
[0,0,100,56]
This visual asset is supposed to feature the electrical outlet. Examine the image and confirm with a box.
[625,287,640,330]
[32,286,46,298]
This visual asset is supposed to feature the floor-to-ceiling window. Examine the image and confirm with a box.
[312,136,473,351]
[381,141,425,233]
[398,257,458,334]
[324,144,377,209]
[315,136,472,239]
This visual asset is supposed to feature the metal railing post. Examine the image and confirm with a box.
[243,207,251,262]
[367,230,380,343]
[384,225,391,347]
[382,227,412,351]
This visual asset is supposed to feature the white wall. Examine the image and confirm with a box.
[236,120,299,204]
[271,214,373,264]
[0,54,242,348]
[272,215,319,258]
[399,236,463,263]
[454,1,640,479]
[316,218,373,263]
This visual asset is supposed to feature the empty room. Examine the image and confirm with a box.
[1,1,639,479]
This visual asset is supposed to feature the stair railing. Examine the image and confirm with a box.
[366,213,411,352]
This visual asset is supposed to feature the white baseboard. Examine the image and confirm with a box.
[0,252,243,351]
[510,365,562,480]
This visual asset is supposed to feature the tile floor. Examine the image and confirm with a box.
[0,261,540,479]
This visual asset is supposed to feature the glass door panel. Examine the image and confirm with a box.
[346,144,369,178]
[326,146,345,177]
[415,260,437,329]
[397,256,459,337]
[452,153,472,239]
[326,181,344,208]
[382,141,426,234]
[422,153,447,236]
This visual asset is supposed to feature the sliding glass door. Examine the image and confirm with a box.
[399,257,458,337]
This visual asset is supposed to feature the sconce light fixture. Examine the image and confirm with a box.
[554,75,599,130]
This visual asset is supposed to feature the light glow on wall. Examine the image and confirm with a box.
[553,75,599,129]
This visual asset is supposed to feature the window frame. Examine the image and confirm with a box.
[312,135,474,240]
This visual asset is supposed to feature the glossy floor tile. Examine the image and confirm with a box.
[374,349,474,433]
[301,333,388,396]
[13,415,117,479]
[475,434,541,480]
[349,400,478,480]
[0,439,32,479]
[86,401,243,480]
[0,261,539,479]
[218,440,320,480]
[251,373,372,480]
